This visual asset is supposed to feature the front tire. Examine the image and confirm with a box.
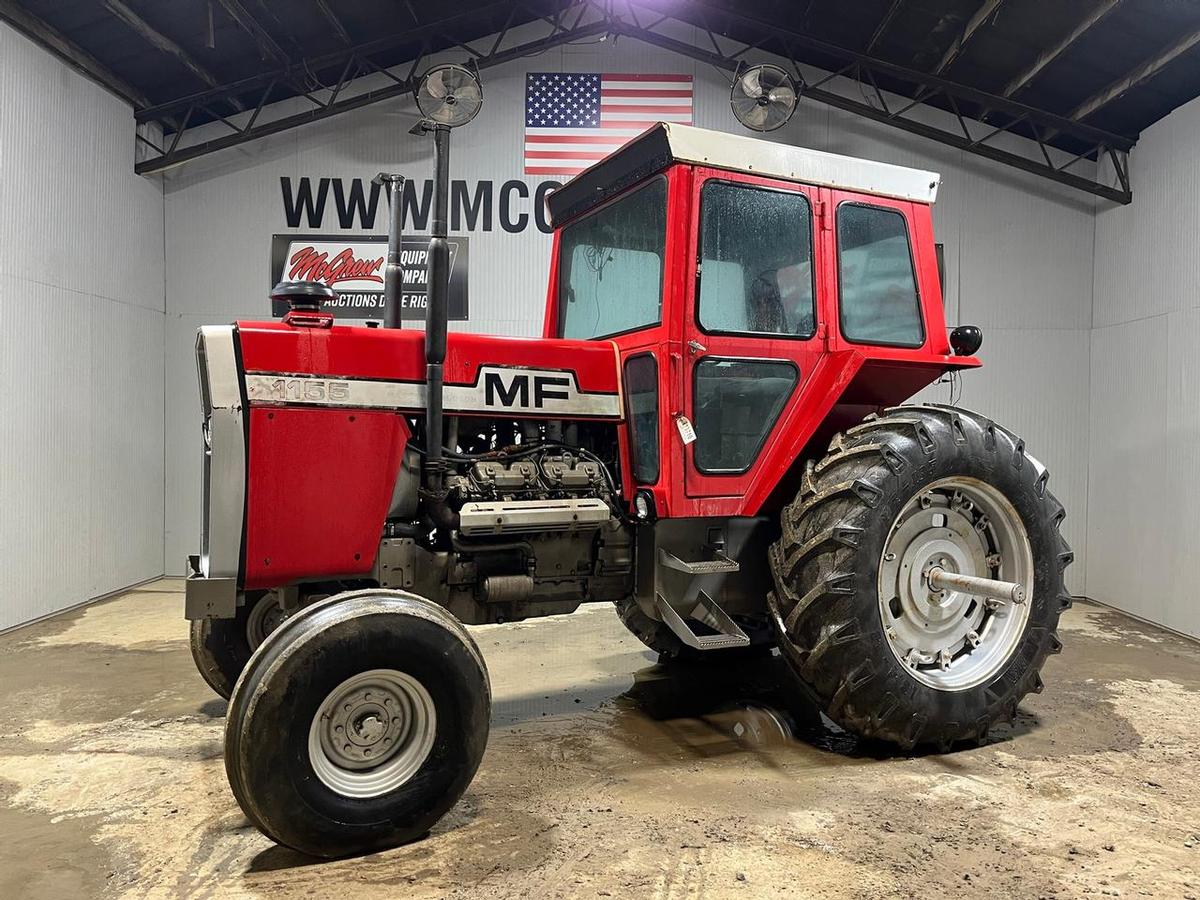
[767,405,1073,750]
[224,589,490,858]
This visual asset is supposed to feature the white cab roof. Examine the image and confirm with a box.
[660,123,940,204]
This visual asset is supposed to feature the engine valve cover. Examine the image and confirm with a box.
[459,498,611,535]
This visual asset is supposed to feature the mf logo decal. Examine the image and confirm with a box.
[483,370,571,409]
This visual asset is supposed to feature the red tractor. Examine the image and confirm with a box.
[187,119,1071,858]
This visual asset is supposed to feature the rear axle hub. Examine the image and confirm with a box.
[878,477,1034,691]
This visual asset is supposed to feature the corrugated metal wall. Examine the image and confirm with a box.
[1091,94,1200,638]
[158,25,1093,594]
[0,23,166,630]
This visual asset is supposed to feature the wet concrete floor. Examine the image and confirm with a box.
[1,581,1199,898]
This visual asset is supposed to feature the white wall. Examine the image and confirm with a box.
[160,25,1094,593]
[1090,94,1200,638]
[0,23,165,630]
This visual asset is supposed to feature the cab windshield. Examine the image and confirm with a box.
[556,177,667,340]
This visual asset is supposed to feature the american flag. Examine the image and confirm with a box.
[524,72,694,176]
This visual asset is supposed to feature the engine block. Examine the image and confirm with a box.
[447,452,609,504]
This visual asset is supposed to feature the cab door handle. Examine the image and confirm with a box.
[687,340,706,356]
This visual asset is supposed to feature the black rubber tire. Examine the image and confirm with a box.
[189,592,270,700]
[767,404,1073,751]
[614,595,775,663]
[224,589,490,858]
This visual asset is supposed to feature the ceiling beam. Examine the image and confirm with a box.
[1001,0,1121,98]
[135,0,527,122]
[129,0,1134,201]
[315,0,353,45]
[866,0,904,53]
[247,0,303,56]
[934,0,1004,74]
[214,0,289,63]
[135,13,607,174]
[103,0,243,108]
[1068,27,1200,122]
[661,0,1133,150]
[0,0,152,107]
[616,18,1130,204]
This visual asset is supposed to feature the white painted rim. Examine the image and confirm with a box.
[878,477,1033,691]
[307,668,437,799]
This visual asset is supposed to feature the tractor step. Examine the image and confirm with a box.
[657,547,740,575]
[653,590,750,651]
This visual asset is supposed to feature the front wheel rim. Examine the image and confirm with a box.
[307,669,437,798]
[878,477,1033,691]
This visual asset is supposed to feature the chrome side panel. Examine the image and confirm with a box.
[243,367,623,419]
[188,325,245,619]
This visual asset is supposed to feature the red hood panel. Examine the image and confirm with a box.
[236,321,621,397]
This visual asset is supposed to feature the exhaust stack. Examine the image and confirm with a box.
[411,62,483,499]
[423,125,451,493]
[373,173,406,329]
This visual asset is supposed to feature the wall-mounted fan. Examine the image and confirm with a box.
[415,63,484,128]
[730,63,799,132]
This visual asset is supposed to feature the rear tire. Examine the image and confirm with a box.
[767,405,1073,751]
[224,589,490,858]
[189,591,283,700]
[614,595,774,663]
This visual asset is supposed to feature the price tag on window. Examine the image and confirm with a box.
[675,414,697,445]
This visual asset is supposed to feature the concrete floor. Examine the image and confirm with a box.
[1,584,1199,899]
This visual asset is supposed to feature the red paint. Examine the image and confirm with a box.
[242,407,408,589]
[544,164,975,519]
[238,325,621,404]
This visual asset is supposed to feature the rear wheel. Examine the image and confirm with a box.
[224,589,490,858]
[767,405,1073,750]
[189,591,285,699]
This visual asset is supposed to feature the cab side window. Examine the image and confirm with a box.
[837,204,924,347]
[623,354,659,484]
[697,181,815,339]
[693,358,797,473]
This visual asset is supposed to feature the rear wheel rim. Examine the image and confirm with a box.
[878,477,1033,691]
[307,669,437,798]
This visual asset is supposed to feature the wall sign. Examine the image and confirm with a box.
[280,177,562,233]
[269,234,469,321]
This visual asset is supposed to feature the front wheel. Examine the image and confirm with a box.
[768,404,1073,751]
[224,589,490,858]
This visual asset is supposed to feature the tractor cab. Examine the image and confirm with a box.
[542,123,978,521]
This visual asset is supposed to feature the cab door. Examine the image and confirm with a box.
[679,169,831,505]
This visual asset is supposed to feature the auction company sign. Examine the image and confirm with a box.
[269,234,468,321]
